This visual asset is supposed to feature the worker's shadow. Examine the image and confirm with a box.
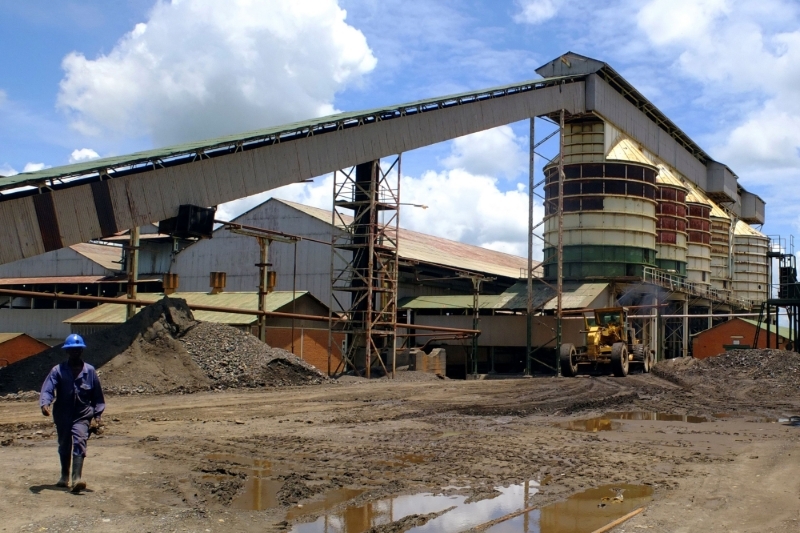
[29,484,93,495]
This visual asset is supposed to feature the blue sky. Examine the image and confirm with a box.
[2,0,799,257]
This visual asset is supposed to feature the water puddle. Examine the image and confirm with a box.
[559,411,706,431]
[289,482,652,533]
[486,484,653,533]
[290,481,538,533]
[205,453,280,511]
[286,488,366,521]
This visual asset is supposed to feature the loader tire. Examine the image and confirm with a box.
[611,342,629,377]
[560,343,578,377]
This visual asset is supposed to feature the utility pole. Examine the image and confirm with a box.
[126,227,140,321]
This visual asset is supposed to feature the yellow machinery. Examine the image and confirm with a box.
[559,307,654,377]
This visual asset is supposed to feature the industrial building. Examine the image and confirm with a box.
[0,51,783,377]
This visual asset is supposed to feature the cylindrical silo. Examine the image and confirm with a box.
[732,220,769,304]
[684,184,712,286]
[562,120,605,164]
[655,167,688,276]
[709,203,732,293]
[542,160,658,279]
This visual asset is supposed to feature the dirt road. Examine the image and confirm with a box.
[1,371,799,532]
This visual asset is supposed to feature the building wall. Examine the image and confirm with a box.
[0,247,116,278]
[0,335,50,367]
[692,318,787,359]
[172,200,350,309]
[263,327,344,374]
[0,309,79,342]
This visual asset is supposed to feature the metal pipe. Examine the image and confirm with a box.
[258,237,269,342]
[292,240,297,356]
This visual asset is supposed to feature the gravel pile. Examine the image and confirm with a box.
[181,322,328,388]
[655,349,800,390]
[0,298,327,395]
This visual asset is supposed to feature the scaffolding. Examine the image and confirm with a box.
[329,158,401,377]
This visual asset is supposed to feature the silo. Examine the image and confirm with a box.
[542,158,658,280]
[605,137,688,277]
[654,167,688,276]
[684,183,712,286]
[732,220,769,304]
[562,120,605,164]
[709,203,732,293]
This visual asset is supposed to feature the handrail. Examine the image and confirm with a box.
[642,267,754,309]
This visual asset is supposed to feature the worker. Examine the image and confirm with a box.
[40,334,105,493]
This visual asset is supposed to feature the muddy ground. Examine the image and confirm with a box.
[1,369,800,533]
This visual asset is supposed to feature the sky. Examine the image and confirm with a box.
[1,0,800,259]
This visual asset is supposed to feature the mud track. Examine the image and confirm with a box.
[1,372,799,532]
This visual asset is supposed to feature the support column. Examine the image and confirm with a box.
[126,226,140,320]
[556,109,565,375]
[526,117,535,376]
[682,299,689,357]
[257,237,269,343]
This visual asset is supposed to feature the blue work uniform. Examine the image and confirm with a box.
[40,362,105,458]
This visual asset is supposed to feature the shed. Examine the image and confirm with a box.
[65,291,342,372]
[692,318,791,359]
[0,333,50,367]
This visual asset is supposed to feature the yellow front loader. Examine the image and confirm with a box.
[559,307,655,377]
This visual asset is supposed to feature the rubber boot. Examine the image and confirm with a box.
[56,454,70,487]
[70,456,86,493]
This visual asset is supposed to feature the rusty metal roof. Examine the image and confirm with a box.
[70,243,124,272]
[64,291,317,325]
[0,333,25,343]
[733,220,767,238]
[276,199,530,280]
[0,275,108,286]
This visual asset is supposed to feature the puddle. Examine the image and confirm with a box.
[204,453,280,511]
[486,484,653,533]
[289,482,652,533]
[290,481,538,533]
[559,412,706,431]
[286,488,366,521]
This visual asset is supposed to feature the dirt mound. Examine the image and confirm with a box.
[181,322,327,388]
[0,298,209,395]
[654,349,800,392]
[0,297,327,396]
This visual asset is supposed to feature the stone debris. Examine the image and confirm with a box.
[0,297,326,396]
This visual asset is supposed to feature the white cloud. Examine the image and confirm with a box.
[0,163,17,177]
[57,0,377,146]
[442,125,527,180]
[69,148,100,164]
[23,162,48,173]
[637,0,730,47]
[513,0,562,24]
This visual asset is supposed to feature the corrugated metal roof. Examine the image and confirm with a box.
[709,202,729,220]
[734,220,767,238]
[399,281,607,311]
[276,199,530,280]
[0,275,107,286]
[0,333,24,343]
[70,243,123,272]
[64,291,313,325]
[740,319,792,341]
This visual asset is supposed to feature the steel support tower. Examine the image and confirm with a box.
[329,158,400,377]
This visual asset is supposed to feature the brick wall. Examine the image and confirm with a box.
[692,318,787,359]
[264,327,344,374]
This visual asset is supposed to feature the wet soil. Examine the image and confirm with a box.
[1,368,799,532]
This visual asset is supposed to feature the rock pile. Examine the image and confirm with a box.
[0,298,326,396]
[181,322,327,388]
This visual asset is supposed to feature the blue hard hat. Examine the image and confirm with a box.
[63,334,86,350]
